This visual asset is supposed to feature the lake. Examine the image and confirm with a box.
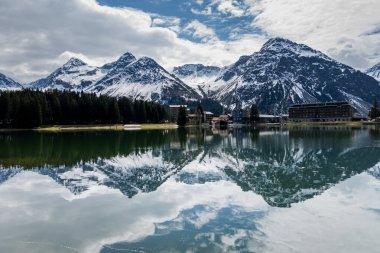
[0,127,379,253]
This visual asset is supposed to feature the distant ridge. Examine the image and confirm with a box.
[0,72,23,90]
[366,62,380,81]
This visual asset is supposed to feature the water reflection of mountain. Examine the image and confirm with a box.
[0,127,379,207]
[0,130,182,168]
[0,129,201,198]
[368,164,380,180]
[221,128,380,207]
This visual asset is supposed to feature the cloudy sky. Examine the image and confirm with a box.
[1,0,380,83]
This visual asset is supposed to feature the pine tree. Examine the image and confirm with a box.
[369,101,380,119]
[0,92,11,124]
[0,90,166,128]
[177,106,187,127]
[250,103,259,123]
[108,99,121,123]
[196,104,204,124]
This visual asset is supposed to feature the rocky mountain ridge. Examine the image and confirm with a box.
[1,38,379,113]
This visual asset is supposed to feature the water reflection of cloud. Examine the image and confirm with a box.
[0,173,267,253]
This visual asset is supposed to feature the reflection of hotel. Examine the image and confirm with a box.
[288,102,354,122]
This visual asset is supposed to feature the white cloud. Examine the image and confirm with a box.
[0,0,379,83]
[249,0,380,69]
[214,0,247,17]
[196,0,204,5]
[0,0,263,83]
[152,15,181,33]
[191,6,213,15]
[193,0,248,17]
[184,20,217,42]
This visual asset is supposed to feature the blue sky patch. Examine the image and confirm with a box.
[97,0,264,43]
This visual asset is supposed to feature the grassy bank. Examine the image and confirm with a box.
[284,121,364,127]
[34,123,178,132]
[0,121,372,132]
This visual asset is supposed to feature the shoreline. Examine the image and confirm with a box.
[0,121,378,132]
[0,124,178,132]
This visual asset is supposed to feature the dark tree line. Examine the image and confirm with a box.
[369,101,380,119]
[0,90,167,128]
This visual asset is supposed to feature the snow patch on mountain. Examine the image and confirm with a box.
[366,62,380,82]
[88,56,199,103]
[0,72,23,90]
[27,54,200,104]
[173,64,223,97]
[28,58,106,91]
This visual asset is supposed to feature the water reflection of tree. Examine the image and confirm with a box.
[0,130,184,168]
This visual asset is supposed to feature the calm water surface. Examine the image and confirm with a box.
[0,127,380,253]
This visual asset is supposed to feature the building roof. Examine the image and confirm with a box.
[169,105,187,108]
[204,111,213,115]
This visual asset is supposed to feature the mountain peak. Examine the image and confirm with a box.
[367,62,380,72]
[0,72,23,90]
[261,37,299,50]
[117,52,137,64]
[101,52,137,72]
[264,37,294,45]
[260,37,327,59]
[136,56,161,68]
[63,58,87,68]
[366,62,380,81]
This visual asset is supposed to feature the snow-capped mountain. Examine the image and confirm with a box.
[26,57,101,91]
[5,38,379,112]
[366,62,380,82]
[208,38,380,114]
[89,55,200,103]
[0,72,23,90]
[27,58,105,91]
[28,53,200,104]
[173,64,222,96]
